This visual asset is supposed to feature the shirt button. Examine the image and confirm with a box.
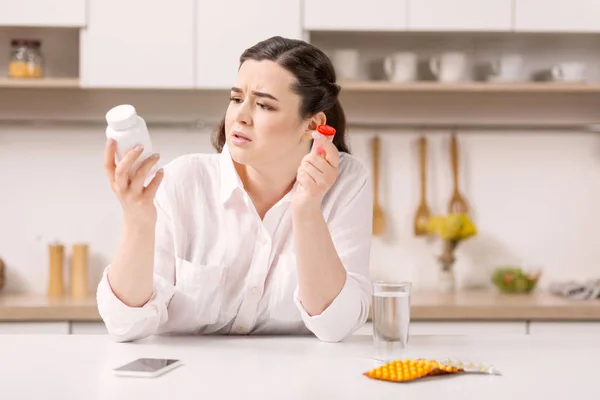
[236,327,245,334]
[252,287,258,295]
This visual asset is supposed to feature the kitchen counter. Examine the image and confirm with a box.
[1,331,598,399]
[0,290,598,322]
[404,290,600,320]
[0,293,100,321]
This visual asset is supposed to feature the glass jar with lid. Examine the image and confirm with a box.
[8,39,44,78]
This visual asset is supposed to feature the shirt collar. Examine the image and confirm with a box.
[218,143,300,206]
[219,143,244,204]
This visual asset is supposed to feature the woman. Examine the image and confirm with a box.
[97,36,373,343]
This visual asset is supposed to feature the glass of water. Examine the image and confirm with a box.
[371,281,412,361]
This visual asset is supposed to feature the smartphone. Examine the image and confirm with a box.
[112,358,182,378]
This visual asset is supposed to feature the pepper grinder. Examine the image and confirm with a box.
[70,243,89,298]
[47,242,65,297]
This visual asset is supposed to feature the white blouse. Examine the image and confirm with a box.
[96,144,373,343]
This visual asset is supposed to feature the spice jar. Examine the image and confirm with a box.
[8,39,44,78]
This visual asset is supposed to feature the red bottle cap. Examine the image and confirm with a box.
[317,124,336,136]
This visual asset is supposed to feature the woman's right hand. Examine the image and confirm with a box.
[104,139,164,228]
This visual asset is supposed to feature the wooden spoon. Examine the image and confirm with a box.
[448,132,469,214]
[371,135,386,236]
[414,136,431,235]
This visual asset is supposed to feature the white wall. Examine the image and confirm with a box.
[1,98,599,293]
[0,124,211,293]
[368,130,600,289]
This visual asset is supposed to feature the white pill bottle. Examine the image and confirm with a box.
[105,104,156,182]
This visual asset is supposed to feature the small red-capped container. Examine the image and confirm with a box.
[317,124,336,137]
[314,124,336,156]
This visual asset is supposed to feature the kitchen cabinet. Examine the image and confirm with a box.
[195,0,303,89]
[356,322,527,336]
[0,322,106,335]
[410,322,526,335]
[0,322,69,334]
[0,0,86,27]
[80,0,194,88]
[303,0,408,31]
[514,0,600,32]
[529,322,600,335]
[408,0,512,31]
[70,322,107,334]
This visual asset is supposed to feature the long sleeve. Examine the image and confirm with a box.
[96,181,177,343]
[293,162,373,342]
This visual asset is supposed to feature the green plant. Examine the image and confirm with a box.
[492,267,541,293]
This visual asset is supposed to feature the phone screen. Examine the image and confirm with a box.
[114,358,179,373]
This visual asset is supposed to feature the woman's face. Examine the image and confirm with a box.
[225,59,312,167]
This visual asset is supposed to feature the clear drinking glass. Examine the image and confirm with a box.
[371,281,412,361]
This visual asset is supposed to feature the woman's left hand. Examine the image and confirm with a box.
[293,131,339,210]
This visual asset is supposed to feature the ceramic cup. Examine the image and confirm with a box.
[383,52,418,82]
[486,54,523,82]
[331,49,360,80]
[551,62,587,82]
[429,52,467,83]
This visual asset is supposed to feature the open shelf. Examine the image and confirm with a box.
[2,78,599,93]
[0,77,80,89]
[339,81,600,93]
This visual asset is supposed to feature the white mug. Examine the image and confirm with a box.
[429,52,467,83]
[331,49,360,80]
[383,52,418,82]
[551,62,587,82]
[487,54,523,82]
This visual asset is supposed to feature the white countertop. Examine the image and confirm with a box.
[2,331,597,399]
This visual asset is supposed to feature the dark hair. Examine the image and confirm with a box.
[212,36,350,154]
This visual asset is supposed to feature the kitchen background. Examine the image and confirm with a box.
[1,0,599,302]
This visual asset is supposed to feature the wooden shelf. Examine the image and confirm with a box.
[339,80,600,93]
[0,77,80,89]
[1,78,599,94]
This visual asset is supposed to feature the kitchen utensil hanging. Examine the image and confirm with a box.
[414,135,431,235]
[371,135,386,236]
[448,131,469,215]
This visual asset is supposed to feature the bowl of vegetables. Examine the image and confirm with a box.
[492,267,541,294]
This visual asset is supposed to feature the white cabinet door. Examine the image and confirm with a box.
[515,0,600,32]
[410,322,527,335]
[357,322,526,336]
[303,0,408,31]
[0,0,86,27]
[80,0,194,88]
[0,322,69,334]
[408,0,512,31]
[355,323,373,335]
[70,322,107,334]
[196,0,303,88]
[529,322,600,335]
